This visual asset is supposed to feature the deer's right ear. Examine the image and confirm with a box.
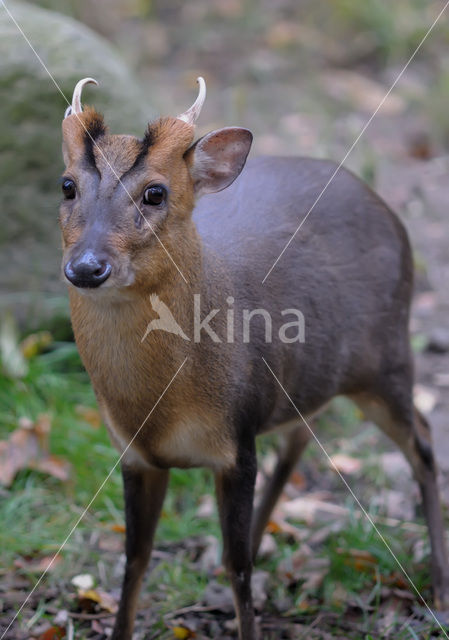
[184,127,252,199]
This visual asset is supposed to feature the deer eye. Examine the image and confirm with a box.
[142,185,167,206]
[62,178,76,199]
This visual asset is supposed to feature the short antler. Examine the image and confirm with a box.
[177,77,206,125]
[64,77,98,119]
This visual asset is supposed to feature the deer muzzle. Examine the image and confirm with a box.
[64,250,112,288]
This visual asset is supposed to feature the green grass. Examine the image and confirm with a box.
[0,331,445,638]
[0,332,217,568]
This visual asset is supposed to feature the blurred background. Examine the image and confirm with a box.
[2,1,449,638]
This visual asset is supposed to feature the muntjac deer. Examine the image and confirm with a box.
[60,77,449,640]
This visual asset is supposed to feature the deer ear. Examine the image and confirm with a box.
[184,127,252,198]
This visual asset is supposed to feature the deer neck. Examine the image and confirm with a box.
[68,220,231,395]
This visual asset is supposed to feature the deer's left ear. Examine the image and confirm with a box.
[184,127,252,198]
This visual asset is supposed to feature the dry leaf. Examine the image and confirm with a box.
[329,453,362,475]
[337,547,378,573]
[20,331,52,359]
[330,582,350,607]
[78,588,118,614]
[266,518,305,541]
[258,533,277,559]
[172,625,196,639]
[71,574,94,590]
[91,619,108,634]
[33,455,71,482]
[111,523,126,534]
[0,414,70,486]
[288,470,307,489]
[196,494,215,519]
[98,532,124,553]
[335,547,408,587]
[251,570,269,611]
[414,384,438,414]
[75,405,102,429]
[381,572,410,590]
[36,627,65,640]
[266,520,283,534]
[278,548,329,592]
[15,554,61,574]
[203,581,234,613]
[301,558,330,592]
[277,545,313,583]
[198,535,220,573]
[280,494,348,525]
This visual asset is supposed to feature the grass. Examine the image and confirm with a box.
[0,328,220,558]
[0,327,446,638]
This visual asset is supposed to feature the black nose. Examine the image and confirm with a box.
[64,251,112,288]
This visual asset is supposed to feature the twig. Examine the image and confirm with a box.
[67,618,74,640]
[164,603,224,619]
[45,606,116,620]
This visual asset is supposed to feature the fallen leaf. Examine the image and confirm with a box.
[307,521,344,546]
[288,470,307,489]
[258,533,277,559]
[277,545,313,582]
[280,494,349,525]
[330,582,350,607]
[91,619,108,634]
[172,625,196,639]
[266,517,305,541]
[337,547,378,573]
[33,455,71,482]
[0,414,70,486]
[266,520,283,534]
[75,405,102,429]
[53,610,69,626]
[251,570,270,611]
[15,554,61,574]
[36,627,65,640]
[374,488,414,520]
[78,588,118,614]
[202,581,234,613]
[335,547,409,588]
[196,494,215,519]
[79,589,102,604]
[98,532,124,553]
[71,574,94,590]
[20,331,52,359]
[414,384,438,414]
[328,453,362,475]
[198,535,220,573]
[381,572,410,590]
[111,523,126,534]
[278,548,329,593]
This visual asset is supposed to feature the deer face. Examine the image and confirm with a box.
[59,79,252,294]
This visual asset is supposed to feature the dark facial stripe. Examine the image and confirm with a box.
[119,123,157,181]
[83,112,106,173]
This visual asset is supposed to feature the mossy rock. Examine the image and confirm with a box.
[0,1,152,327]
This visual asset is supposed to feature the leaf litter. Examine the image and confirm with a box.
[0,414,71,487]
